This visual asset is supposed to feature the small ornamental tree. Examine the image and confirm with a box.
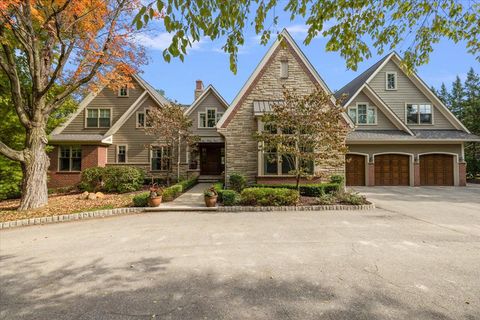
[255,87,350,190]
[145,103,198,184]
[0,0,145,210]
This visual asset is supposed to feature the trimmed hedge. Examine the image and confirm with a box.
[162,177,198,202]
[221,190,240,206]
[252,183,340,197]
[132,192,149,207]
[79,166,145,193]
[229,173,247,193]
[240,187,299,206]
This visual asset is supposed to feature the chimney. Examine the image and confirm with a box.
[194,80,204,100]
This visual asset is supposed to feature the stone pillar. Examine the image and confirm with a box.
[367,162,375,186]
[414,161,421,186]
[458,162,467,186]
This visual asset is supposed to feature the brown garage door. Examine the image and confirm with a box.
[374,154,410,186]
[420,154,454,186]
[346,154,366,186]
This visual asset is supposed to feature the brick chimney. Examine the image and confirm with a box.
[194,80,204,100]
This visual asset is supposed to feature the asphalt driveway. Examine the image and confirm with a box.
[1,186,479,319]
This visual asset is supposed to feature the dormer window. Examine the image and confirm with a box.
[347,103,377,125]
[199,108,219,128]
[118,85,129,97]
[386,72,397,90]
[136,109,152,128]
[280,60,289,79]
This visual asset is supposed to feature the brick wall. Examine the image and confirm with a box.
[48,145,107,189]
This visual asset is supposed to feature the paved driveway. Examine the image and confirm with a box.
[1,186,479,319]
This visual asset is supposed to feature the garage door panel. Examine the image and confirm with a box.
[420,154,454,186]
[346,154,366,186]
[374,154,410,186]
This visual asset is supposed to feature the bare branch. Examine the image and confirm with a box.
[0,140,25,162]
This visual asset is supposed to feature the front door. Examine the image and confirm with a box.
[200,144,224,175]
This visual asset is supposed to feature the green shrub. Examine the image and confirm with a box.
[229,173,247,193]
[213,182,224,201]
[163,184,183,201]
[240,187,299,206]
[178,177,198,191]
[221,190,240,206]
[329,174,344,185]
[132,192,150,207]
[338,192,368,205]
[78,166,145,193]
[316,193,336,205]
[253,183,340,197]
[78,167,104,192]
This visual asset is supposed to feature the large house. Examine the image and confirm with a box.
[48,29,479,188]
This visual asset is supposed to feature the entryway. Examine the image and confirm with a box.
[199,143,225,175]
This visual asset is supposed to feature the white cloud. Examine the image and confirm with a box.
[286,24,309,35]
[134,32,204,52]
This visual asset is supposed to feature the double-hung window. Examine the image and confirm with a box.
[386,72,397,90]
[199,108,219,128]
[59,146,82,171]
[136,109,152,128]
[117,145,127,163]
[406,103,432,124]
[348,103,376,125]
[86,108,111,128]
[151,146,171,171]
[118,86,129,97]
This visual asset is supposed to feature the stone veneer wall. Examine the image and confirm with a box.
[219,41,345,185]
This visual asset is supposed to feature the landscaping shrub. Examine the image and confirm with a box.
[213,182,224,201]
[178,177,198,191]
[329,174,344,185]
[78,166,145,193]
[163,184,183,201]
[240,187,299,206]
[221,190,240,206]
[253,183,340,197]
[229,173,247,193]
[316,193,336,205]
[132,192,149,207]
[338,192,368,205]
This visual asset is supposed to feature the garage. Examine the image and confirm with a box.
[346,154,366,186]
[419,154,454,186]
[374,154,410,186]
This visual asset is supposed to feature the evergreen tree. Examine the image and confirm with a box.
[462,68,480,178]
[438,83,450,105]
[449,76,465,120]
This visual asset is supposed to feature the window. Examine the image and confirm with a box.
[280,60,288,79]
[263,146,278,175]
[59,146,81,172]
[347,104,376,125]
[118,86,129,97]
[198,108,219,128]
[117,145,127,163]
[386,72,397,90]
[136,110,152,128]
[406,103,432,124]
[151,146,171,171]
[86,108,110,128]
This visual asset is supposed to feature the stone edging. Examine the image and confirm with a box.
[0,207,143,230]
[219,203,375,212]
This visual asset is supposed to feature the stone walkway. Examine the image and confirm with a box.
[145,183,217,211]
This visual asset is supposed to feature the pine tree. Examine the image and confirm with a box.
[462,68,480,178]
[438,83,450,105]
[449,76,465,120]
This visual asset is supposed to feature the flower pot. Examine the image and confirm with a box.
[148,196,162,207]
[204,195,218,207]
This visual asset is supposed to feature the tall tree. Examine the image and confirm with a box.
[463,68,480,177]
[135,0,480,73]
[449,76,465,120]
[255,88,349,190]
[435,83,450,105]
[0,1,145,210]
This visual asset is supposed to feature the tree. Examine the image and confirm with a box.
[135,0,480,73]
[254,87,349,190]
[434,83,450,106]
[145,103,198,184]
[0,1,145,210]
[449,76,465,120]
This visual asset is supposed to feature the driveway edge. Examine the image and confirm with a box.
[219,203,375,212]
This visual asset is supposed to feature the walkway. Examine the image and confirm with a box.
[145,182,217,211]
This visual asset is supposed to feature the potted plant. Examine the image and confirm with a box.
[148,183,163,207]
[204,187,218,207]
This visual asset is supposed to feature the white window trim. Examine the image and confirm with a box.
[198,108,217,128]
[116,144,128,163]
[118,86,129,97]
[136,108,153,128]
[348,103,377,125]
[385,71,397,90]
[57,145,82,172]
[84,107,112,128]
[150,145,171,171]
[405,102,435,125]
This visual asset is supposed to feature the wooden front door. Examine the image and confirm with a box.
[420,154,454,186]
[200,144,224,175]
[374,154,410,186]
[346,154,366,186]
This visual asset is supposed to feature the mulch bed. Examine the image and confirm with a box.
[0,192,142,223]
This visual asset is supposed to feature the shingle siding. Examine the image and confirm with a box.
[369,60,455,129]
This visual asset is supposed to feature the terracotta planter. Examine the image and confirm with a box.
[148,196,162,207]
[204,195,218,207]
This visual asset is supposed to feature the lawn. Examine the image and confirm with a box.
[0,192,140,222]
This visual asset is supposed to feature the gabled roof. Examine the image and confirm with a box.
[50,74,169,139]
[184,85,228,117]
[335,52,470,133]
[217,28,354,129]
[347,130,480,142]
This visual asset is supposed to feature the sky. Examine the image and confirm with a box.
[136,20,479,105]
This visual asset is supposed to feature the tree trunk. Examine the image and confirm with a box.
[18,126,50,211]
